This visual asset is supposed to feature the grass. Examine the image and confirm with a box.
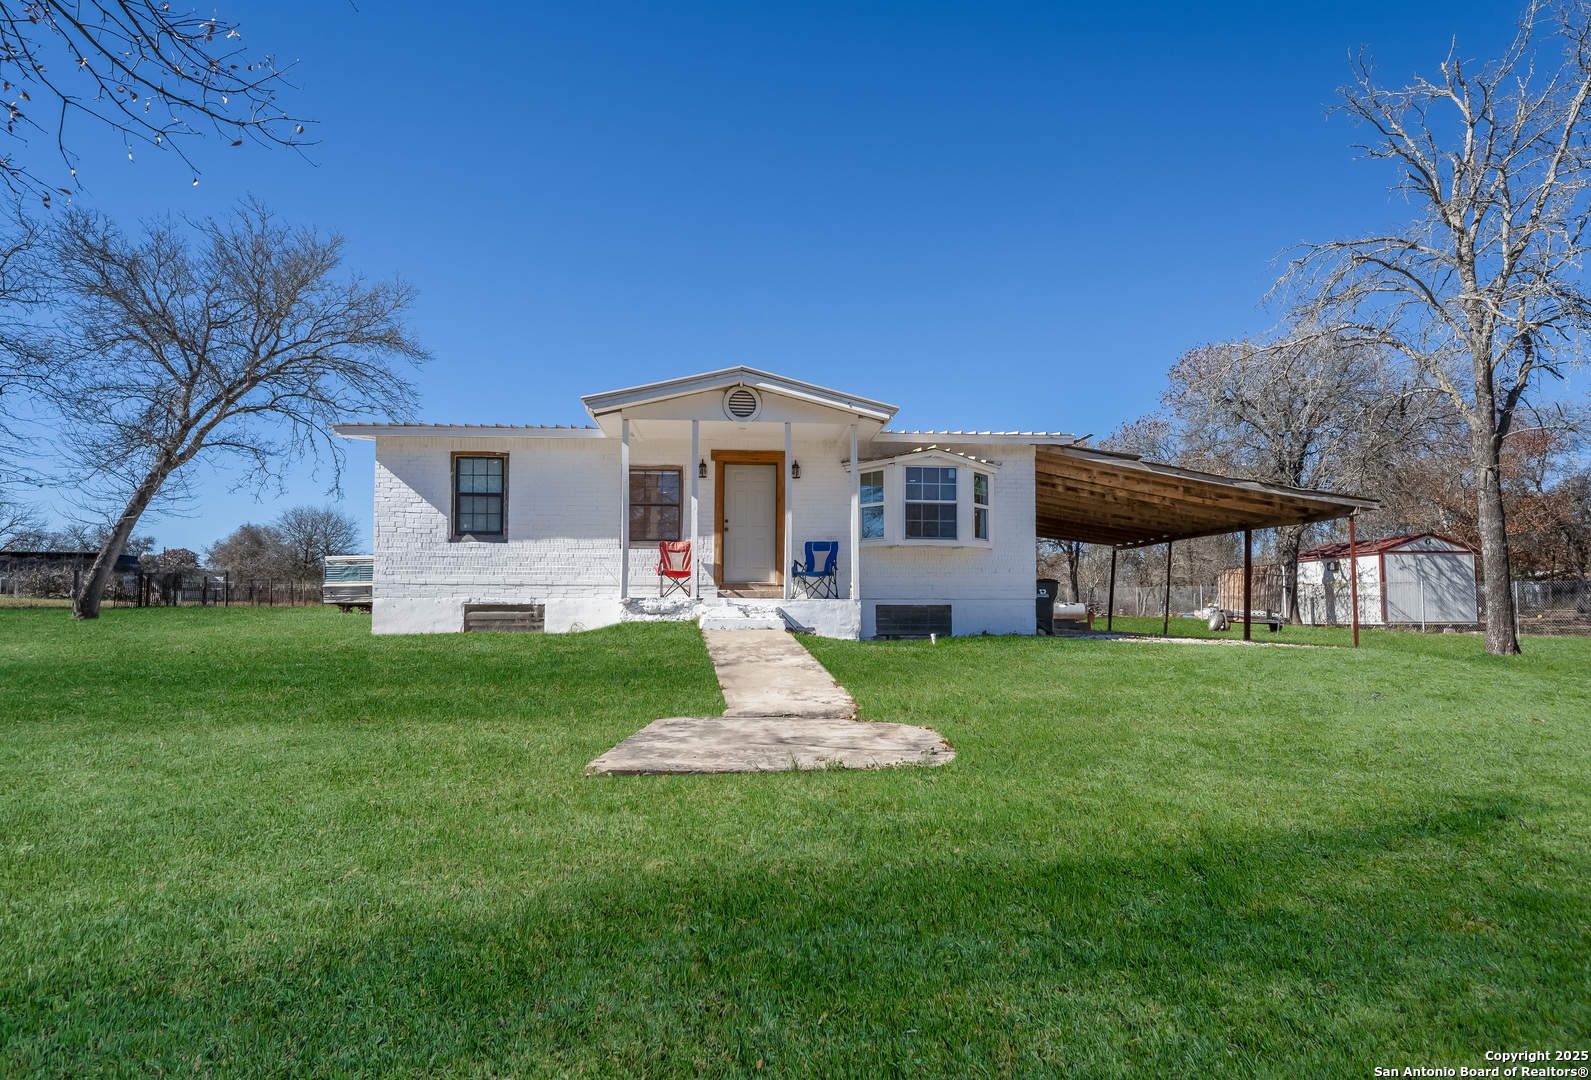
[1,607,1587,1078]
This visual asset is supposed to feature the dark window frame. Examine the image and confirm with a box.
[452,452,508,539]
[629,466,684,543]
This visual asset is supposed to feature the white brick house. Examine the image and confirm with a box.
[334,367,1070,638]
[334,366,1378,638]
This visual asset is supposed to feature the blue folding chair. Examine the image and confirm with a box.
[791,541,839,599]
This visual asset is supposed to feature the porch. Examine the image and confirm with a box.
[583,369,896,605]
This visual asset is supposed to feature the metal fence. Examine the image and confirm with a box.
[1080,584,1219,618]
[1512,579,1591,635]
[1070,578,1591,635]
[129,573,320,607]
[0,569,320,608]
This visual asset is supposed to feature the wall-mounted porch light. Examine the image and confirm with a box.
[698,459,707,479]
[791,460,802,479]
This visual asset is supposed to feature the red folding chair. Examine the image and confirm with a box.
[656,541,692,597]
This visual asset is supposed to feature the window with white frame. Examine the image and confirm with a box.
[904,466,957,539]
[860,470,884,539]
[857,452,997,546]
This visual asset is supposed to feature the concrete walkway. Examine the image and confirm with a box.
[585,716,954,775]
[701,628,857,718]
[585,628,955,776]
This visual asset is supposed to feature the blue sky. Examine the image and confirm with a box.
[22,0,1529,552]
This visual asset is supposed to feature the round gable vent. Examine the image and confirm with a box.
[723,386,762,420]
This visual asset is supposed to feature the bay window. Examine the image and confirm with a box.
[853,451,997,547]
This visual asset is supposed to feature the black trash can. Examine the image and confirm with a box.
[1036,578,1059,635]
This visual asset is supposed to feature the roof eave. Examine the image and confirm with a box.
[1051,445,1381,511]
[580,366,898,422]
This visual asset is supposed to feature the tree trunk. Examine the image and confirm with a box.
[71,467,172,620]
[1473,425,1521,654]
[1275,525,1306,624]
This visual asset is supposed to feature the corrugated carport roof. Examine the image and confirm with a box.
[1035,445,1379,548]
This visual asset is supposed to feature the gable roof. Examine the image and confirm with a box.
[857,445,1003,470]
[580,366,897,423]
[1299,532,1475,561]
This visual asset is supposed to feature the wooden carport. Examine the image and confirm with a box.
[1034,445,1380,643]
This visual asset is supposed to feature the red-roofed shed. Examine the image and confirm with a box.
[1296,533,1478,626]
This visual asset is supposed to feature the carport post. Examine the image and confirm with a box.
[619,417,630,600]
[690,419,700,598]
[848,424,860,600]
[1242,528,1253,641]
[1348,513,1360,648]
[1106,547,1117,632]
[1162,540,1173,637]
[783,422,793,601]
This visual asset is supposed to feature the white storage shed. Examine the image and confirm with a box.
[1297,532,1479,627]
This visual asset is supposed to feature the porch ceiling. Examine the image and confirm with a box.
[1035,446,1379,548]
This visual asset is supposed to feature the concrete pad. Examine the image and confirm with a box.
[585,716,956,775]
[701,628,857,718]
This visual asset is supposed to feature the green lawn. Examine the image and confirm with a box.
[1,608,1587,1078]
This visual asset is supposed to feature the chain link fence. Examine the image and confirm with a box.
[1080,584,1218,618]
[1070,578,1591,635]
[1511,579,1591,635]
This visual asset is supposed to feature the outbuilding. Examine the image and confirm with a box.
[1296,532,1479,628]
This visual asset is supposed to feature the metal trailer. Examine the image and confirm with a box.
[323,555,374,612]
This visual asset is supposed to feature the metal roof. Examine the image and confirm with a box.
[332,424,603,439]
[581,366,898,422]
[1299,532,1473,560]
[1034,445,1380,548]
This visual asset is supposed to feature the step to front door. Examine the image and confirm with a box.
[716,584,783,599]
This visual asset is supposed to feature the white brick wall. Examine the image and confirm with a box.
[370,435,1037,636]
[857,443,1036,637]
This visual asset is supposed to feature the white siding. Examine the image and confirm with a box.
[1383,551,1478,623]
[1297,548,1477,625]
[1296,554,1383,625]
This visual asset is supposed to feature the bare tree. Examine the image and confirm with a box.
[1156,332,1433,619]
[0,212,47,483]
[0,493,43,546]
[204,522,288,580]
[271,504,360,581]
[1279,1,1591,654]
[0,1,310,204]
[34,201,425,619]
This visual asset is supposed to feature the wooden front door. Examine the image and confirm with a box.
[723,464,778,583]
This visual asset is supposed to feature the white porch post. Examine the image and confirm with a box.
[619,417,630,599]
[849,423,860,600]
[783,421,793,600]
[689,419,700,598]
